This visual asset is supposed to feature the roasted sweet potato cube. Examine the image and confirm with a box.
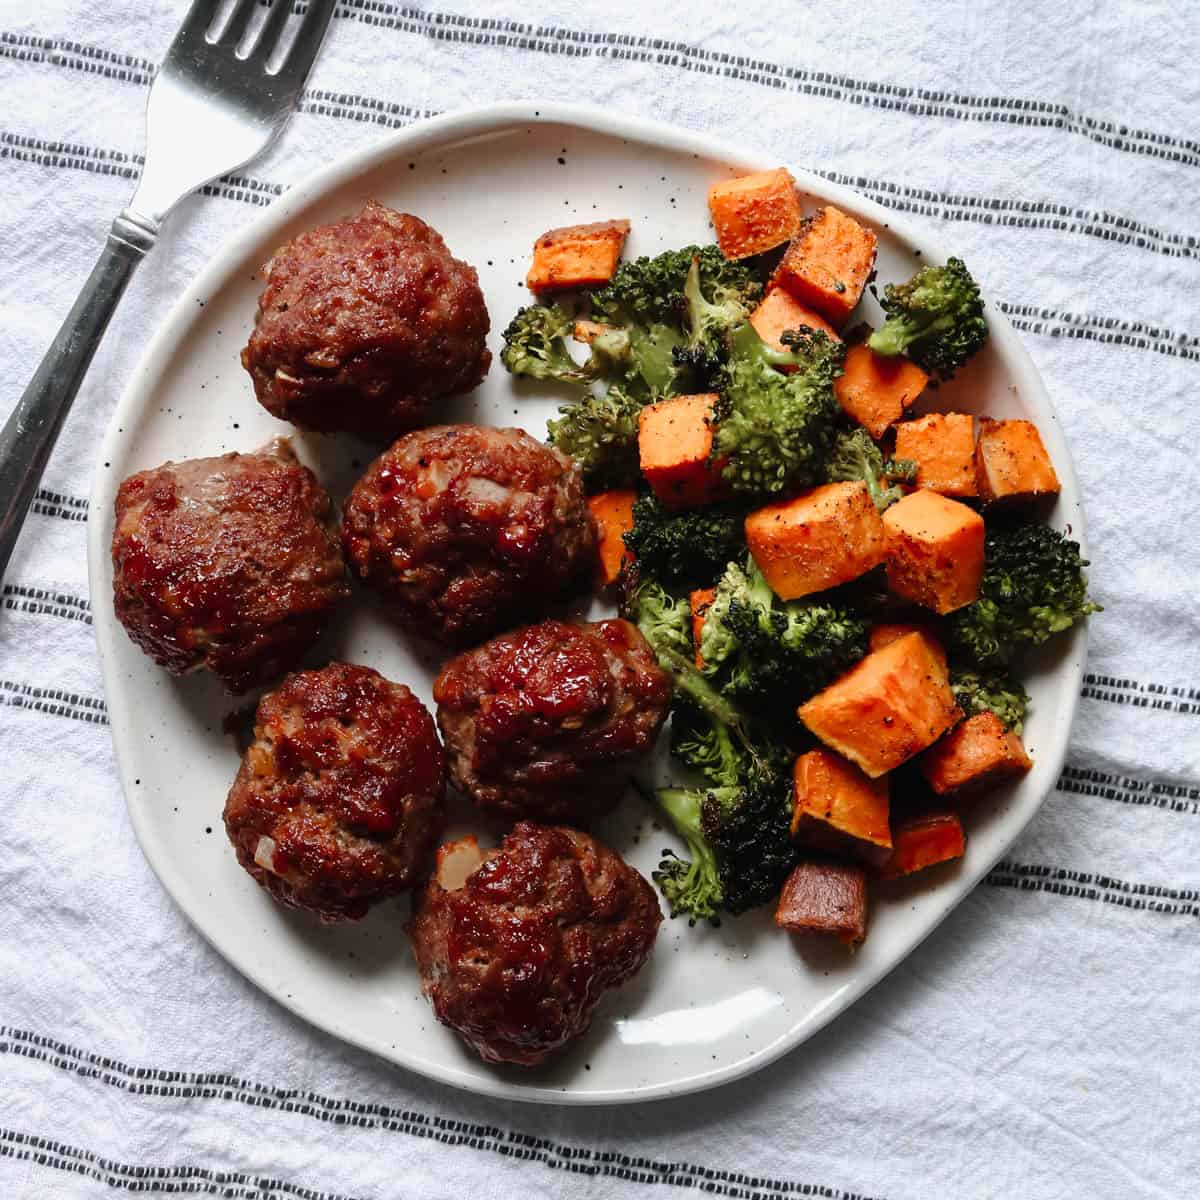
[919,712,1032,795]
[775,860,868,946]
[882,490,984,614]
[749,287,841,358]
[526,219,631,293]
[791,750,892,865]
[690,587,716,668]
[638,393,724,510]
[745,482,886,601]
[868,622,948,671]
[774,206,878,326]
[798,632,961,778]
[833,343,928,439]
[587,489,636,589]
[573,319,615,344]
[707,168,803,260]
[975,418,1061,503]
[878,813,965,880]
[894,412,977,497]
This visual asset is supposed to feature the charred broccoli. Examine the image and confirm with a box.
[714,323,844,497]
[824,426,917,511]
[868,257,988,379]
[546,384,643,489]
[949,520,1100,669]
[949,666,1029,733]
[622,492,747,591]
[699,559,869,708]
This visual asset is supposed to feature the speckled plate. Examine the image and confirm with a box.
[87,103,1087,1105]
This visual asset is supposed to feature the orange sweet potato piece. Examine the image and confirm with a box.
[975,418,1061,504]
[798,632,961,778]
[707,168,803,260]
[882,490,985,614]
[573,319,615,344]
[868,622,948,671]
[833,343,928,439]
[878,813,965,880]
[526,219,631,293]
[638,393,724,510]
[774,206,878,326]
[749,287,841,357]
[775,859,868,946]
[587,489,636,589]
[791,750,892,865]
[919,712,1033,795]
[745,482,886,601]
[894,412,977,497]
[690,587,716,668]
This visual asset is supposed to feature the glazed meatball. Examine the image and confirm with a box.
[223,663,446,921]
[111,441,348,693]
[241,201,490,442]
[342,425,597,645]
[434,619,672,822]
[408,823,661,1065]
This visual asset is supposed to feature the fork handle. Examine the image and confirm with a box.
[0,210,158,579]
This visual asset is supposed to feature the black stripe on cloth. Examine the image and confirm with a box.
[32,486,88,523]
[1058,765,1200,816]
[0,1126,362,1200]
[7,126,1197,369]
[986,861,1200,917]
[0,1030,885,1200]
[1081,672,1200,717]
[328,3,1200,168]
[0,679,107,724]
[5,30,1198,265]
[2,584,92,626]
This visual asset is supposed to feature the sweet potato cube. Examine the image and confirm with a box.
[690,587,716,668]
[749,287,841,358]
[791,750,892,865]
[894,412,977,497]
[573,319,614,344]
[869,622,948,671]
[707,168,803,260]
[775,860,868,946]
[774,206,878,326]
[638,393,724,510]
[798,632,961,778]
[587,489,636,589]
[882,490,984,614]
[745,482,886,601]
[975,418,1061,503]
[919,712,1032,795]
[878,813,965,880]
[526,219,630,293]
[833,343,928,439]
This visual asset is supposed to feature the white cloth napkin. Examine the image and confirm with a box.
[1,2,1198,1197]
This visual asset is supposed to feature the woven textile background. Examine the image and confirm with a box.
[0,2,1197,1197]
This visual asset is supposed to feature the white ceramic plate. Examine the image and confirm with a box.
[87,103,1087,1105]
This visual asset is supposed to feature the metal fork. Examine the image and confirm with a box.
[0,0,336,578]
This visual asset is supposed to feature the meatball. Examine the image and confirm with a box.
[342,425,596,645]
[223,663,445,921]
[111,441,348,693]
[434,619,672,822]
[240,201,490,442]
[408,823,661,1065]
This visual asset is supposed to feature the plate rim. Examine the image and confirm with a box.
[86,100,1088,1105]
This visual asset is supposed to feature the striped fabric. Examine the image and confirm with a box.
[0,2,1197,1197]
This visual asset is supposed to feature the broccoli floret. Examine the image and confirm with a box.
[651,768,796,923]
[668,702,742,789]
[671,256,759,391]
[948,521,1101,669]
[715,322,844,497]
[824,426,917,511]
[868,258,988,379]
[546,384,643,489]
[699,559,869,708]
[500,304,596,386]
[949,667,1029,733]
[622,492,747,591]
